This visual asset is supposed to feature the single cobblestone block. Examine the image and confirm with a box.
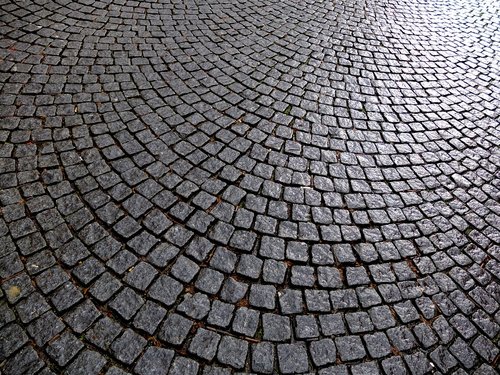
[279,288,304,314]
[381,357,407,375]
[66,350,107,375]
[2,345,44,375]
[134,347,174,375]
[207,300,234,328]
[168,356,199,375]
[4,273,36,303]
[346,266,370,286]
[472,335,499,362]
[319,313,345,336]
[46,331,84,366]
[335,336,366,361]
[259,236,285,260]
[16,292,50,323]
[387,326,417,351]
[263,259,287,283]
[195,268,224,294]
[473,364,498,375]
[111,329,147,365]
[286,241,309,262]
[123,261,157,290]
[263,313,291,341]
[232,307,260,337]
[210,247,237,273]
[252,342,274,374]
[291,265,315,286]
[217,336,249,369]
[330,289,359,310]
[249,284,276,310]
[133,301,166,334]
[109,287,144,320]
[310,338,336,366]
[237,254,263,279]
[413,323,438,348]
[220,278,248,303]
[0,323,29,360]
[27,311,64,346]
[277,343,309,374]
[369,305,396,329]
[449,338,477,369]
[188,328,221,360]
[148,275,182,306]
[364,332,392,358]
[177,293,211,320]
[305,289,331,312]
[64,300,100,336]
[159,313,193,345]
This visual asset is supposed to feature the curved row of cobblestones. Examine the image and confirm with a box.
[1,0,499,374]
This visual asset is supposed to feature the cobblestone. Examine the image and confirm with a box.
[0,0,499,372]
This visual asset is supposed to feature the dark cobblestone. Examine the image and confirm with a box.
[1,0,499,373]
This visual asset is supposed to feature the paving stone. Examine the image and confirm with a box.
[472,335,499,362]
[134,347,174,375]
[207,300,235,328]
[330,289,359,310]
[251,342,275,374]
[85,317,122,350]
[195,268,224,294]
[109,287,144,320]
[133,300,166,334]
[381,357,408,375]
[277,343,309,374]
[263,313,291,342]
[278,288,303,314]
[310,338,336,366]
[305,290,331,312]
[335,336,366,361]
[16,292,50,323]
[111,329,147,365]
[263,259,287,283]
[2,1,500,373]
[63,301,100,334]
[46,331,84,366]
[188,328,221,361]
[259,235,285,260]
[220,277,248,303]
[210,247,237,273]
[291,265,315,287]
[249,284,276,309]
[232,307,260,337]
[449,337,477,369]
[403,352,433,375]
[148,276,183,307]
[319,313,346,336]
[217,336,249,369]
[0,323,29,360]
[177,292,211,319]
[166,357,198,375]
[237,254,263,279]
[65,350,107,375]
[364,332,392,358]
[429,346,458,373]
[387,327,417,351]
[159,313,193,346]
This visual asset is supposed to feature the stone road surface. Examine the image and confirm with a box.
[1,0,500,374]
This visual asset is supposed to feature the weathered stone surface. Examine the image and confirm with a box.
[0,0,498,373]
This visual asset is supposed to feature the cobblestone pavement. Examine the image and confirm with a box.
[1,0,499,374]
